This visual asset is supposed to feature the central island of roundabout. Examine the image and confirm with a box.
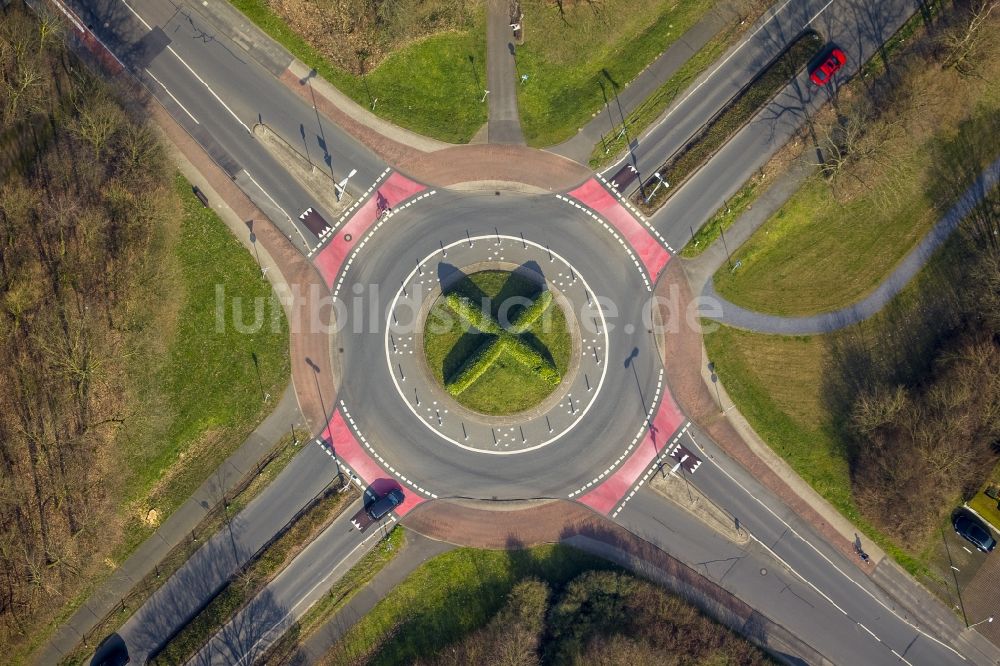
[309,174,689,521]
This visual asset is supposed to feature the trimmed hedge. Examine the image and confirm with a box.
[506,340,561,386]
[510,290,553,334]
[446,293,502,334]
[447,337,507,395]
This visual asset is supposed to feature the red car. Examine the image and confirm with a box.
[810,47,847,85]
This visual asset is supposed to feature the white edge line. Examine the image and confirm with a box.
[144,68,199,124]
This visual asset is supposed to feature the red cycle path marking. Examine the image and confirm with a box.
[322,410,424,517]
[567,179,671,281]
[313,172,426,289]
[577,391,686,515]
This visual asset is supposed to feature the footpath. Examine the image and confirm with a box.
[683,155,1000,334]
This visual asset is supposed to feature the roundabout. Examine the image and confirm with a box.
[321,185,686,505]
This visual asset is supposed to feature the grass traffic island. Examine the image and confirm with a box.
[423,270,571,416]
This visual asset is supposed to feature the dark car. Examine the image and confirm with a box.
[810,47,847,85]
[366,488,405,521]
[954,510,996,552]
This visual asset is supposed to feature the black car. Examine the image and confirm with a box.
[953,510,996,552]
[366,488,405,521]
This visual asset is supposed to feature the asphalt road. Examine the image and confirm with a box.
[62,1,998,665]
[630,422,977,666]
[111,443,340,665]
[69,0,386,252]
[186,497,389,666]
[601,0,918,251]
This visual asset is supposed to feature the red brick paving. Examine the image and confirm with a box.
[312,171,426,288]
[401,499,758,623]
[321,411,425,517]
[578,392,686,515]
[566,178,672,281]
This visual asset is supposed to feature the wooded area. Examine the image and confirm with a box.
[0,2,177,654]
[413,572,770,666]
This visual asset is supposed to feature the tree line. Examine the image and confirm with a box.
[0,2,173,651]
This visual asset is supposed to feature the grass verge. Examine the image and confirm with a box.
[149,484,359,665]
[639,29,822,212]
[711,174,937,315]
[324,545,616,665]
[589,20,735,170]
[117,174,290,553]
[261,526,405,663]
[680,177,760,257]
[423,270,571,415]
[516,0,715,147]
[228,0,486,143]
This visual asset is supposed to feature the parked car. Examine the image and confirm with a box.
[810,47,847,85]
[953,510,996,552]
[366,488,405,521]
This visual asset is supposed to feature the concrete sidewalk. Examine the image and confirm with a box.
[36,385,301,664]
[550,5,734,163]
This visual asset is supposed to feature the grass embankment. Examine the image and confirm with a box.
[261,527,405,663]
[322,547,770,665]
[703,230,991,579]
[640,31,822,212]
[229,0,486,143]
[58,431,307,666]
[149,485,359,665]
[714,5,1000,316]
[424,271,571,415]
[117,174,290,553]
[515,0,715,147]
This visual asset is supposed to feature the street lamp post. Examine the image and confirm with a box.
[334,168,357,202]
[969,616,994,630]
[644,172,668,204]
[481,89,490,103]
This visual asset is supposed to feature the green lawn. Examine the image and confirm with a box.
[423,270,571,415]
[702,232,976,577]
[516,0,715,147]
[712,173,936,316]
[703,324,926,573]
[326,545,615,665]
[230,0,487,143]
[712,8,1000,317]
[115,174,290,554]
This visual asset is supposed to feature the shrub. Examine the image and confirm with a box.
[510,290,552,334]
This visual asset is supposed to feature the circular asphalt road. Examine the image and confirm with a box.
[333,189,666,500]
